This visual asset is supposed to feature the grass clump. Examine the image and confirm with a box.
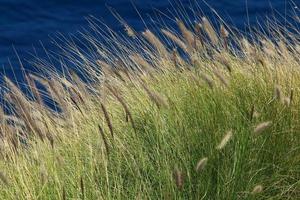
[0,7,298,200]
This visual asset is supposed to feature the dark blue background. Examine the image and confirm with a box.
[0,0,298,78]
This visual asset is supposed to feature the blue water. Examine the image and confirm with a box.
[0,0,298,79]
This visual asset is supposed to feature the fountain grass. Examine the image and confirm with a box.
[0,10,298,200]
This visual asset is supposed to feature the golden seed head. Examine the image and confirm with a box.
[254,121,272,135]
[251,185,263,194]
[195,157,208,172]
[216,130,233,150]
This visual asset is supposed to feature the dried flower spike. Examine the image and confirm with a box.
[251,185,263,194]
[173,168,184,190]
[216,130,233,150]
[195,157,208,172]
[253,121,272,135]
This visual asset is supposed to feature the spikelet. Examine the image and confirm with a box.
[241,38,254,56]
[69,71,89,98]
[216,130,233,150]
[262,39,276,57]
[251,185,263,194]
[220,25,229,38]
[96,60,112,77]
[202,17,219,45]
[100,103,114,139]
[70,86,85,105]
[47,78,69,113]
[98,125,110,156]
[194,23,204,48]
[25,74,43,106]
[274,85,284,103]
[277,40,289,58]
[177,20,195,52]
[130,53,153,74]
[4,77,30,108]
[195,157,208,172]
[173,168,184,190]
[213,69,229,87]
[172,49,186,68]
[4,77,45,141]
[106,85,136,133]
[220,25,229,50]
[161,29,188,53]
[253,121,272,135]
[97,60,127,82]
[142,29,169,58]
[124,23,136,38]
[69,92,84,116]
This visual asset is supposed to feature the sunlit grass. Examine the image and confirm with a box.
[0,8,298,199]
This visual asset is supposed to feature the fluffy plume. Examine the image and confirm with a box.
[124,24,136,38]
[274,85,283,103]
[173,168,184,190]
[253,121,272,135]
[251,185,263,194]
[162,29,188,53]
[130,53,153,74]
[100,103,114,139]
[142,29,169,58]
[220,25,229,50]
[195,157,208,172]
[216,130,233,150]
[202,17,218,45]
[177,20,195,52]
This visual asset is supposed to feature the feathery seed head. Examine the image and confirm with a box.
[254,121,272,135]
[173,168,184,190]
[195,157,208,172]
[202,17,218,45]
[251,185,263,194]
[216,130,233,150]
